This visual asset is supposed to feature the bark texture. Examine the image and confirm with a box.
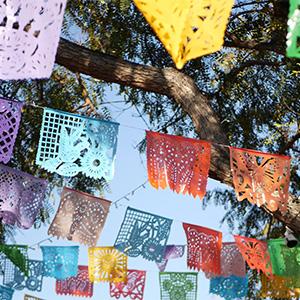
[56,38,300,234]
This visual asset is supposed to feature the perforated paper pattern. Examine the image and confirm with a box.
[209,275,248,300]
[0,286,14,300]
[56,265,93,298]
[110,270,146,300]
[0,98,23,163]
[230,147,291,213]
[41,246,79,280]
[36,108,119,179]
[133,0,234,69]
[183,223,222,275]
[88,247,127,283]
[287,0,300,58]
[234,235,273,277]
[146,131,211,199]
[159,272,197,300]
[0,164,48,229]
[3,259,43,291]
[114,207,173,263]
[0,0,67,80]
[156,245,185,272]
[24,296,44,300]
[48,187,111,246]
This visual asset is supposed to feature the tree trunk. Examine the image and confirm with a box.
[55,38,300,234]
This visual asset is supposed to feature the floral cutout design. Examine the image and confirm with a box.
[234,235,273,278]
[0,285,14,300]
[48,187,111,246]
[287,0,300,58]
[146,131,211,199]
[0,98,23,163]
[36,108,119,180]
[24,296,44,300]
[114,207,173,263]
[0,164,48,229]
[3,260,43,292]
[88,247,127,283]
[110,269,146,300]
[159,272,198,300]
[0,0,67,80]
[56,265,93,298]
[230,147,291,213]
[133,0,234,69]
[156,245,185,272]
[183,223,222,275]
[209,275,248,300]
[41,246,79,280]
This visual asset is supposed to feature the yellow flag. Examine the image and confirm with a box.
[134,0,234,69]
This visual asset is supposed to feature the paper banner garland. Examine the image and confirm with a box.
[0,165,48,229]
[183,223,222,275]
[36,108,119,180]
[88,247,127,283]
[156,245,185,272]
[110,270,146,300]
[234,235,273,277]
[159,272,198,300]
[0,0,67,80]
[48,187,111,246]
[287,0,300,58]
[230,147,291,213]
[209,275,248,300]
[56,265,93,298]
[146,131,211,199]
[0,98,23,163]
[114,207,173,263]
[24,296,44,300]
[0,285,14,300]
[133,0,234,69]
[3,260,43,292]
[41,246,79,280]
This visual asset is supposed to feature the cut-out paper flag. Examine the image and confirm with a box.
[36,108,119,179]
[146,131,211,199]
[234,235,273,277]
[133,0,234,69]
[183,223,222,275]
[209,275,248,300]
[0,285,14,300]
[0,0,67,80]
[41,246,79,280]
[156,245,185,272]
[114,207,173,263]
[24,296,44,300]
[88,247,127,283]
[56,265,93,298]
[230,147,291,213]
[0,164,48,229]
[110,269,146,300]
[3,260,43,292]
[159,272,198,300]
[0,98,23,163]
[48,187,111,246]
[287,0,300,58]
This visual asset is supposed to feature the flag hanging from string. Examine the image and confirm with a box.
[230,147,291,213]
[183,223,222,275]
[156,245,185,272]
[114,207,173,262]
[110,269,146,300]
[88,247,127,283]
[146,131,211,200]
[36,108,119,180]
[48,187,111,246]
[0,0,67,80]
[41,246,79,280]
[0,164,48,229]
[0,98,23,163]
[56,265,93,298]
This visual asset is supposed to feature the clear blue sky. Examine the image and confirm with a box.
[12,92,233,300]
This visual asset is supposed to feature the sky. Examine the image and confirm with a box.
[11,92,234,300]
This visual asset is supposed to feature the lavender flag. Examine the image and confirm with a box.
[156,245,185,272]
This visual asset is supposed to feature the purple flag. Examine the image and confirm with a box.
[156,245,185,272]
